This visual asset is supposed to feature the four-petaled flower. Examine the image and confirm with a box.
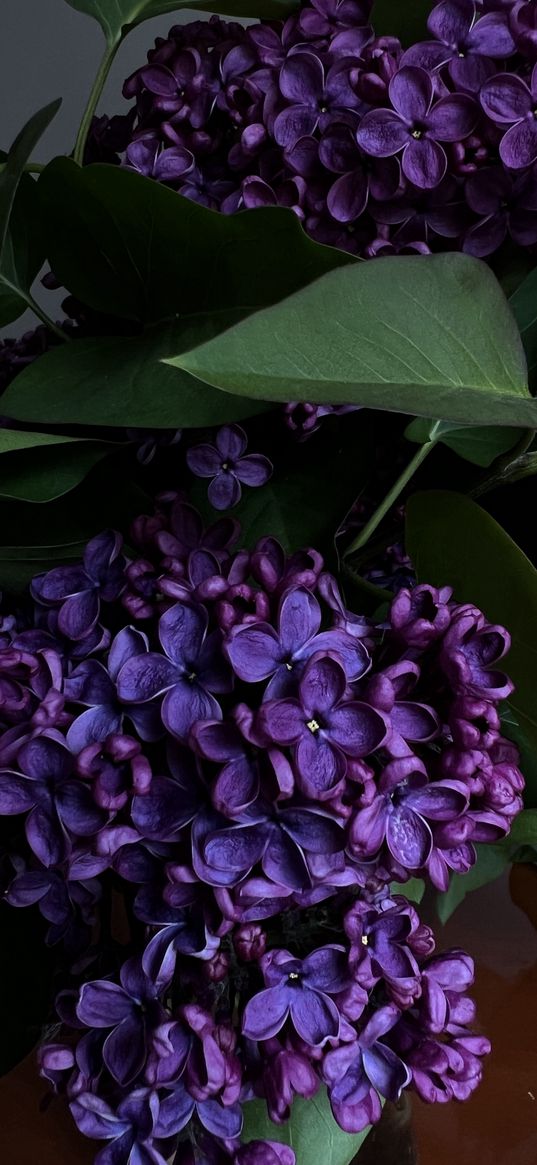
[358,65,478,188]
[403,0,515,92]
[242,945,349,1045]
[480,64,537,170]
[187,424,272,510]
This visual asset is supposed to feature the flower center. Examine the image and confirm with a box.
[221,461,231,471]
[411,128,423,140]
[187,671,197,682]
[285,661,293,671]
[361,935,369,946]
[307,718,321,734]
[288,971,301,982]
[319,103,328,114]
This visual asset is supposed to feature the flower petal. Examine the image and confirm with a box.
[186,444,222,478]
[162,679,222,741]
[242,985,291,1040]
[77,982,133,1028]
[208,470,242,511]
[402,137,447,189]
[290,987,340,1045]
[358,109,409,157]
[279,52,323,104]
[427,95,477,141]
[159,602,207,669]
[216,424,248,461]
[117,653,177,703]
[103,1014,146,1086]
[389,66,432,123]
[226,622,283,682]
[386,806,432,868]
[500,117,537,170]
[480,74,533,124]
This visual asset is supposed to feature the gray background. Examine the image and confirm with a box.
[1,0,200,337]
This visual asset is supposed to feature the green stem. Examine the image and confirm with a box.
[344,436,437,559]
[471,428,536,500]
[73,40,120,167]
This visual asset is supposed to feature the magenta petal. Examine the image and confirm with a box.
[500,118,537,169]
[403,138,447,189]
[357,109,409,158]
[389,66,432,123]
[480,74,533,124]
[386,806,432,868]
[242,986,290,1040]
[290,989,340,1045]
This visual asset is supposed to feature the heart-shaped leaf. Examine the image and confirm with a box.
[242,1087,373,1165]
[64,0,295,47]
[509,264,537,390]
[171,254,533,428]
[404,418,521,467]
[37,159,351,324]
[406,490,537,807]
[0,319,270,429]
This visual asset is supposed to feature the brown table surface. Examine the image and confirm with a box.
[1,864,536,1165]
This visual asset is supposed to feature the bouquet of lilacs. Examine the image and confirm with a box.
[0,480,523,1165]
[1,0,537,1161]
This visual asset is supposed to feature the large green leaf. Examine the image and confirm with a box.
[404,417,521,468]
[64,0,294,46]
[242,1088,372,1165]
[371,0,431,44]
[0,431,116,502]
[171,254,534,428]
[0,319,271,429]
[509,264,537,390]
[37,160,351,324]
[0,102,61,324]
[406,490,537,807]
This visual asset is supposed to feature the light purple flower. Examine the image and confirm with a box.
[77,958,163,1085]
[322,1005,411,1132]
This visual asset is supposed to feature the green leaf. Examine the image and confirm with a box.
[0,432,116,502]
[509,807,537,849]
[390,878,425,904]
[0,319,271,429]
[0,103,61,324]
[242,1088,372,1165]
[371,0,431,44]
[406,490,537,807]
[404,417,521,468]
[64,0,294,46]
[437,844,509,924]
[37,160,351,324]
[509,264,537,390]
[171,254,535,429]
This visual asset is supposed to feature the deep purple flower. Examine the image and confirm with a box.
[319,122,400,223]
[258,654,388,799]
[322,1005,411,1132]
[510,0,537,60]
[464,164,537,255]
[226,585,370,698]
[154,1078,243,1140]
[439,607,513,699]
[389,584,452,648]
[234,1143,296,1165]
[349,756,469,876]
[187,425,272,510]
[77,957,163,1085]
[65,627,162,750]
[274,52,362,149]
[125,136,195,183]
[71,1089,166,1165]
[358,66,477,188]
[242,945,348,1044]
[0,736,106,867]
[403,0,515,92]
[116,601,231,740]
[262,1046,319,1123]
[32,531,125,641]
[480,64,537,169]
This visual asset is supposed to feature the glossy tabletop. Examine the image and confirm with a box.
[1,864,536,1165]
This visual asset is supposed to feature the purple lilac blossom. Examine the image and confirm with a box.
[116,0,537,260]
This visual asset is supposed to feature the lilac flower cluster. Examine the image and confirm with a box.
[0,488,523,1163]
[120,0,537,257]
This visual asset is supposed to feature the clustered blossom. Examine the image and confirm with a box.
[0,487,523,1164]
[118,0,537,257]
